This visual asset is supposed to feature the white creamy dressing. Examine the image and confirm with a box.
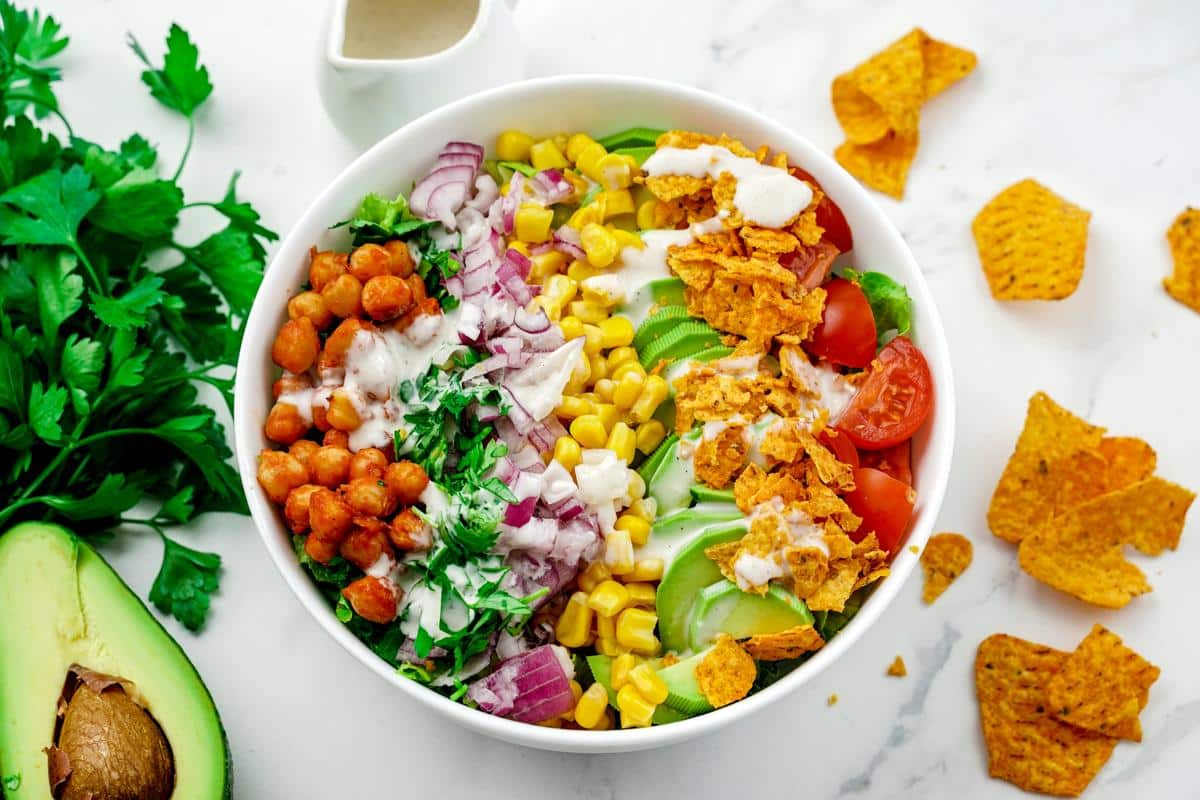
[642,145,813,228]
[579,273,626,306]
[418,481,451,521]
[503,338,585,421]
[342,0,480,60]
[276,376,316,425]
[733,552,785,588]
[728,497,829,592]
[611,215,728,326]
[782,348,857,423]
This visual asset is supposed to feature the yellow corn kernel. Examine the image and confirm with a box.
[530,139,569,170]
[605,529,636,575]
[593,708,614,730]
[569,415,607,449]
[627,497,657,522]
[568,299,608,325]
[559,679,584,721]
[597,317,634,349]
[595,636,627,657]
[596,611,616,641]
[614,513,651,546]
[612,361,646,382]
[606,346,637,371]
[596,153,633,190]
[588,354,609,383]
[628,558,664,582]
[630,375,669,423]
[555,396,593,420]
[588,579,631,618]
[529,253,564,283]
[594,402,620,432]
[612,229,644,250]
[552,132,569,153]
[636,200,658,231]
[600,188,635,219]
[555,591,594,648]
[574,682,610,729]
[566,133,597,163]
[575,141,608,181]
[515,203,554,244]
[607,422,637,463]
[624,582,657,607]
[612,370,646,410]
[581,324,604,355]
[616,684,655,727]
[629,664,669,705]
[552,436,583,472]
[580,280,622,308]
[559,315,585,341]
[566,260,601,284]
[578,560,611,593]
[611,652,637,690]
[580,223,619,268]
[527,295,557,322]
[616,607,661,655]
[567,200,606,231]
[593,378,616,403]
[635,420,667,454]
[508,241,531,257]
[496,130,535,162]
[626,471,646,500]
[538,262,573,295]
[537,716,562,728]
[563,169,589,200]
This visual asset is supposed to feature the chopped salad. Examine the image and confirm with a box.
[255,126,935,729]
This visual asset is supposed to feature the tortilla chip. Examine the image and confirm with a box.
[887,655,907,677]
[783,545,829,598]
[920,33,978,100]
[920,532,973,604]
[695,635,756,708]
[834,130,919,200]
[742,624,825,661]
[972,179,1092,300]
[988,392,1106,544]
[1046,625,1160,742]
[1018,477,1195,608]
[831,29,927,144]
[805,560,860,612]
[1164,207,1200,313]
[828,693,839,706]
[1097,437,1157,490]
[645,174,711,202]
[693,425,748,488]
[741,226,800,254]
[976,634,1117,797]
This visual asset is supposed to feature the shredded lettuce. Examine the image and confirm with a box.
[840,268,913,347]
[334,190,435,245]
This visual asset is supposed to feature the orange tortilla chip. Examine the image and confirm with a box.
[1018,477,1196,608]
[695,635,756,708]
[976,634,1117,797]
[920,532,973,604]
[831,29,927,144]
[1046,625,1160,743]
[1097,437,1157,490]
[834,131,919,200]
[920,33,978,100]
[783,545,829,598]
[972,179,1092,300]
[887,655,907,677]
[804,560,860,612]
[741,624,825,661]
[645,174,710,203]
[1164,207,1200,313]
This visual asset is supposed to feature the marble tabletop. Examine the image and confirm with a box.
[53,0,1200,796]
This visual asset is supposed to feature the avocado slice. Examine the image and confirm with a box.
[646,429,701,514]
[690,485,737,504]
[633,305,690,352]
[585,655,693,724]
[639,321,723,371]
[657,649,716,715]
[615,278,687,328]
[636,506,747,566]
[0,523,229,799]
[596,126,666,150]
[637,432,679,484]
[655,523,748,652]
[687,582,814,653]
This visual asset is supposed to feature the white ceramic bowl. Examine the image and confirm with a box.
[234,75,956,754]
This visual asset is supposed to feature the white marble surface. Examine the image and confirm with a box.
[50,0,1200,796]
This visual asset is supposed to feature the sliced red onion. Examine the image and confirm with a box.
[423,180,470,229]
[503,248,532,280]
[512,471,544,501]
[436,152,483,170]
[444,275,465,300]
[467,644,575,723]
[509,444,543,470]
[443,141,484,159]
[496,259,533,305]
[462,354,511,382]
[410,163,476,224]
[495,630,529,662]
[503,496,538,527]
[467,174,499,211]
[513,307,551,335]
[530,169,574,204]
[552,225,586,260]
[551,496,586,522]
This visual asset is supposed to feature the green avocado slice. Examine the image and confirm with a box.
[596,126,666,150]
[655,522,748,652]
[637,433,679,484]
[639,321,723,371]
[657,649,716,715]
[646,429,702,514]
[687,582,813,653]
[0,523,230,800]
[689,486,737,504]
[633,305,690,352]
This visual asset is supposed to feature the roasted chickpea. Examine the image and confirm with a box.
[325,390,362,432]
[361,275,414,322]
[256,450,307,505]
[273,372,311,399]
[339,525,395,571]
[383,240,415,277]
[271,318,320,374]
[265,402,308,445]
[406,274,427,302]
[309,248,348,292]
[318,318,365,370]
[395,296,442,333]
[283,484,320,533]
[288,439,320,476]
[308,487,353,543]
[311,404,330,432]
[389,508,433,552]
[323,429,350,449]
[342,576,399,624]
[321,273,364,319]
[343,476,397,517]
[348,243,392,282]
[383,461,428,505]
[304,533,339,565]
[287,290,333,330]
[310,445,352,487]
[349,447,388,480]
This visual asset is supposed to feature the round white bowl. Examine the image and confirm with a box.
[234,75,956,754]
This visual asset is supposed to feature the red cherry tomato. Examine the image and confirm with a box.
[788,166,853,253]
[844,467,916,552]
[818,427,860,469]
[837,336,933,450]
[859,439,913,486]
[808,278,877,368]
[780,241,839,289]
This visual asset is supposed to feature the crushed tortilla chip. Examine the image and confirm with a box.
[741,624,824,661]
[1164,207,1200,313]
[760,421,855,491]
[695,635,756,708]
[920,532,973,604]
[805,560,861,612]
[834,131,919,200]
[1018,477,1196,608]
[693,425,748,488]
[740,225,800,254]
[887,656,907,677]
[1097,437,1157,490]
[972,179,1092,300]
[734,463,807,512]
[976,634,1117,797]
[645,174,711,203]
[1046,625,1159,743]
[655,129,718,150]
[827,693,839,706]
[919,33,979,100]
[783,545,829,597]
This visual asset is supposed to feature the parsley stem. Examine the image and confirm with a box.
[6,94,74,137]
[70,244,105,293]
[173,116,195,182]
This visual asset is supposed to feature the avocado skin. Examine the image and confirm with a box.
[0,523,231,800]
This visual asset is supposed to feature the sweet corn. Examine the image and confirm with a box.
[600,188,635,218]
[630,375,669,423]
[595,636,627,657]
[607,346,638,370]
[530,139,569,170]
[616,607,661,655]
[515,203,554,243]
[611,652,637,690]
[563,169,589,200]
[580,223,619,268]
[507,241,531,257]
[529,250,568,282]
[594,402,620,432]
[612,371,646,410]
[552,132,569,153]
[575,141,608,181]
[598,317,635,349]
[628,558,664,582]
[596,153,633,190]
[616,684,655,727]
[556,396,593,419]
[588,580,631,618]
[593,709,614,730]
[537,717,562,728]
[605,529,635,575]
[629,663,670,705]
[569,300,608,324]
[496,130,534,162]
[555,591,594,648]
[566,259,601,282]
[635,420,667,454]
[636,200,658,230]
[615,513,651,546]
[543,274,578,307]
[575,683,610,729]
[626,470,645,500]
[560,679,584,722]
[612,361,646,382]
[553,436,583,472]
[588,353,609,383]
[581,324,604,355]
[570,415,607,449]
[624,582,657,607]
[566,133,597,163]
[596,611,616,641]
[612,229,644,250]
[627,497,658,522]
[593,378,616,403]
[578,560,611,593]
[607,422,637,463]
[559,315,585,340]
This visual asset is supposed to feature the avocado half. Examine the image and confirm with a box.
[0,523,230,800]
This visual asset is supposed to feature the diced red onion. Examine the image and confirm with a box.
[513,307,551,335]
[528,241,555,256]
[530,169,573,205]
[552,225,586,260]
[503,248,532,280]
[467,174,499,211]
[503,496,538,527]
[422,179,470,229]
[474,404,501,422]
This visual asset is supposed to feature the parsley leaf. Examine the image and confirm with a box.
[149,534,220,632]
[27,247,81,342]
[89,275,167,329]
[128,23,212,117]
[27,379,64,442]
[41,473,141,520]
[89,166,183,240]
[0,164,98,247]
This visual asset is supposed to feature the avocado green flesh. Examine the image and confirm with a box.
[687,582,813,653]
[637,433,679,483]
[690,486,737,504]
[639,322,723,371]
[614,278,686,328]
[636,505,746,565]
[646,433,698,514]
[0,523,229,800]
[633,306,690,352]
[596,126,665,150]
[655,524,748,652]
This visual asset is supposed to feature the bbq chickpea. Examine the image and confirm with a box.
[265,402,308,445]
[319,318,365,370]
[271,318,320,374]
[283,484,320,533]
[288,290,333,330]
[339,525,395,571]
[361,275,414,322]
[349,447,388,480]
[310,445,352,487]
[342,576,399,624]
[321,273,364,319]
[343,476,397,517]
[389,508,432,552]
[311,404,330,432]
[383,240,415,277]
[273,372,311,399]
[308,487,353,543]
[256,450,307,505]
[384,461,428,505]
[309,249,348,292]
[287,439,320,476]
[348,243,392,282]
[323,429,350,449]
[325,390,361,432]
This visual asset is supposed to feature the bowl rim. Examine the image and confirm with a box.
[234,73,956,753]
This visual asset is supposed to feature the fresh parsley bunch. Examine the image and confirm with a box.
[0,3,276,630]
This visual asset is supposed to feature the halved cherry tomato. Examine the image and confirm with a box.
[808,278,877,368]
[859,438,913,486]
[818,426,860,469]
[844,467,915,552]
[788,166,853,253]
[837,336,933,450]
[780,241,839,289]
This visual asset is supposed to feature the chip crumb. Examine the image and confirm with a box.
[920,532,973,604]
[742,624,825,661]
[887,656,907,677]
[827,693,839,706]
[695,635,757,708]
[908,544,920,554]
[1165,207,1200,313]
